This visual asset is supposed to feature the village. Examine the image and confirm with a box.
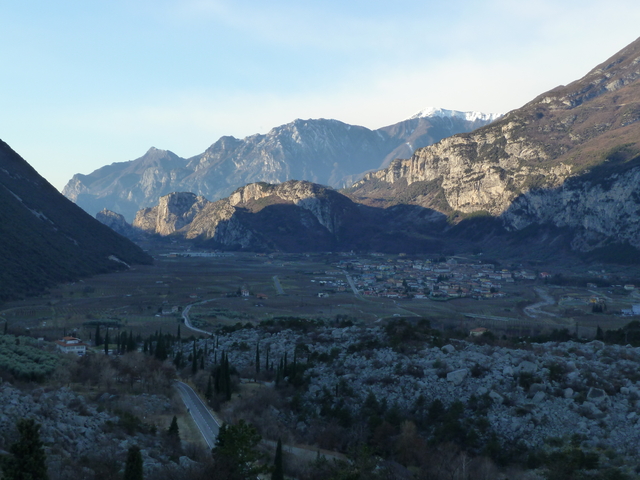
[327,255,543,300]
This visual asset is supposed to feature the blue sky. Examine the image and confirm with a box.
[2,0,640,191]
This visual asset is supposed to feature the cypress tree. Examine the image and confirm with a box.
[200,353,205,370]
[265,344,269,372]
[283,352,288,377]
[0,418,49,480]
[127,331,135,352]
[155,335,168,361]
[104,330,110,355]
[116,332,121,354]
[191,340,198,374]
[95,324,101,346]
[123,445,143,480]
[205,375,213,400]
[3,321,8,335]
[177,324,181,341]
[255,341,261,374]
[271,438,284,480]
[167,416,180,439]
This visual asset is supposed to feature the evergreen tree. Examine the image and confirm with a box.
[167,416,180,440]
[116,332,121,354]
[104,330,110,355]
[212,420,267,479]
[4,321,8,335]
[95,324,102,346]
[191,339,198,374]
[0,418,49,480]
[177,324,181,341]
[155,335,168,361]
[596,325,604,341]
[123,445,143,480]
[173,351,183,369]
[205,375,214,401]
[265,345,269,372]
[271,438,284,480]
[127,331,136,352]
[255,341,260,374]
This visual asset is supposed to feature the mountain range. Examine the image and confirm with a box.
[112,36,640,263]
[0,140,152,301]
[62,110,500,222]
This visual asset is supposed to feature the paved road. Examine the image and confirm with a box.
[273,275,285,295]
[174,381,220,448]
[182,300,216,335]
[345,274,362,299]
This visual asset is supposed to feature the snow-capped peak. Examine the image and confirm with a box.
[410,107,502,123]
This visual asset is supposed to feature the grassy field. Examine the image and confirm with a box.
[1,249,639,342]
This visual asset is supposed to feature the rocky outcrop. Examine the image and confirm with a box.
[63,114,499,221]
[133,192,209,235]
[131,181,359,251]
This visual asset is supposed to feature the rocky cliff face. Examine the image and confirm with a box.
[349,36,640,253]
[63,113,498,221]
[132,192,209,236]
[131,181,357,251]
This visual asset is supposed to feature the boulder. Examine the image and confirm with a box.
[518,361,537,374]
[532,391,546,404]
[587,387,609,406]
[441,344,456,354]
[489,390,504,404]
[446,368,468,386]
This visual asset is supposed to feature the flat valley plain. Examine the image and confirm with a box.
[2,248,640,343]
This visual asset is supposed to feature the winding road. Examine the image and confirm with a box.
[182,300,216,335]
[174,381,220,448]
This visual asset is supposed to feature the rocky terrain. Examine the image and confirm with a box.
[63,112,500,221]
[0,382,184,478]
[196,322,640,469]
[348,36,640,255]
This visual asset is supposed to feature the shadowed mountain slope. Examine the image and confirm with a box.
[0,140,152,301]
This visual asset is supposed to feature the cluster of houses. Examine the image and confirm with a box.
[331,257,540,300]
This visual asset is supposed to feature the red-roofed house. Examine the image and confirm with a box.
[55,336,88,355]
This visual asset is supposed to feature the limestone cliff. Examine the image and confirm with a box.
[132,192,209,236]
[348,36,640,252]
[131,181,357,251]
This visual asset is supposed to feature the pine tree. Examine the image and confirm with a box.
[271,438,284,480]
[123,445,143,480]
[0,418,49,480]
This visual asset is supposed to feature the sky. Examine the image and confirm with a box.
[2,1,640,191]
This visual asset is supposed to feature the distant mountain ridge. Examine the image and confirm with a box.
[63,109,500,221]
[0,140,152,301]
